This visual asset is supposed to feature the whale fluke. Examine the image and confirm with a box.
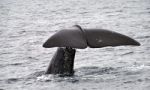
[43,26,140,49]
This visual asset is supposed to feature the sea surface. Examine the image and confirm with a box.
[0,0,150,90]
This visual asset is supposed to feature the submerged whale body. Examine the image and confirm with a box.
[43,25,140,49]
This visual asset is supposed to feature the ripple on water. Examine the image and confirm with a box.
[75,66,115,76]
[5,78,19,84]
[137,35,150,39]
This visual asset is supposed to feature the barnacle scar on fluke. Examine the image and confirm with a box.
[43,25,140,76]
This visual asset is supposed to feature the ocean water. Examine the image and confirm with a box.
[0,0,150,90]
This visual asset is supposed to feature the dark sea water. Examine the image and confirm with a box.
[0,0,150,90]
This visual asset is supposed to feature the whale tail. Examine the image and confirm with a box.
[43,26,140,49]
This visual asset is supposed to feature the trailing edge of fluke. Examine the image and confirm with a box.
[43,25,140,49]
